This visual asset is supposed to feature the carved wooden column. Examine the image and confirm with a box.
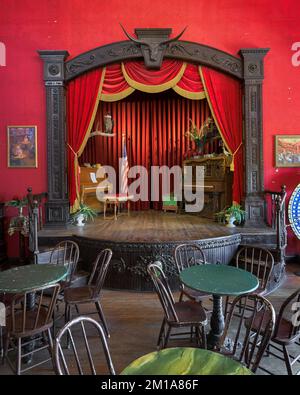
[239,48,269,226]
[38,50,70,226]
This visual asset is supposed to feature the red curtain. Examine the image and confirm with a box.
[174,63,206,100]
[122,60,185,91]
[201,67,243,204]
[67,68,104,211]
[81,93,211,210]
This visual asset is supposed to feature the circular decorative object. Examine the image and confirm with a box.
[48,64,60,76]
[288,183,300,239]
[248,63,258,73]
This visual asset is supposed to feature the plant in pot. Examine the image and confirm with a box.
[185,117,215,157]
[70,204,97,227]
[5,196,28,216]
[215,204,245,227]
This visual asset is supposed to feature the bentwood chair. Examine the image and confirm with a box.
[174,243,210,305]
[2,283,60,375]
[49,240,80,288]
[147,262,207,350]
[0,293,22,357]
[220,294,275,373]
[53,316,115,375]
[224,246,274,317]
[63,249,113,338]
[260,288,300,375]
[48,240,80,328]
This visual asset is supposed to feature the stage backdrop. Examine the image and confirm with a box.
[81,92,211,210]
[68,60,243,210]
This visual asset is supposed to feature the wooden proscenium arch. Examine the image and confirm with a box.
[38,28,269,227]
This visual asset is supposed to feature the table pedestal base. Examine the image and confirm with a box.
[207,295,225,350]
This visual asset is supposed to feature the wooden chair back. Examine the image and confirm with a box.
[174,243,206,274]
[235,246,274,292]
[274,287,300,340]
[88,249,113,299]
[9,283,60,337]
[53,316,115,375]
[50,240,80,284]
[221,294,275,373]
[147,262,179,323]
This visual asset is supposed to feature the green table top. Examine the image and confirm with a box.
[0,264,67,293]
[120,347,252,375]
[180,264,259,296]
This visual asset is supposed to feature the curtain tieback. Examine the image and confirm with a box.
[67,143,78,157]
[230,142,243,171]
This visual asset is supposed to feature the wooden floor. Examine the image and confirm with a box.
[39,210,275,243]
[1,263,300,375]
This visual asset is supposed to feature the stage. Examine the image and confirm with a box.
[38,211,282,291]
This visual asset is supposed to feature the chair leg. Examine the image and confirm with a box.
[2,332,9,365]
[201,326,207,350]
[64,304,68,325]
[224,296,229,318]
[75,304,80,315]
[179,291,184,302]
[0,326,3,358]
[16,338,22,375]
[283,345,293,375]
[47,328,54,351]
[190,326,194,342]
[157,319,166,350]
[163,325,171,349]
[66,304,72,349]
[95,301,109,338]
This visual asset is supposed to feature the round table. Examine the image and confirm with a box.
[120,347,252,375]
[180,264,259,350]
[0,264,67,363]
[0,264,67,293]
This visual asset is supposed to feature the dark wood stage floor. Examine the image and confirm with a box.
[38,211,280,291]
[39,210,275,243]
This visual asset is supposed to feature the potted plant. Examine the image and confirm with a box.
[185,117,215,156]
[70,204,97,227]
[5,196,28,216]
[215,204,245,227]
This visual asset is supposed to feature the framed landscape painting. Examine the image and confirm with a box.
[7,125,37,168]
[275,135,300,167]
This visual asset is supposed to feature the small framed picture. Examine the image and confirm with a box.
[275,135,300,167]
[7,126,37,168]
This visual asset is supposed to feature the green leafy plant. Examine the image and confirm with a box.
[5,196,28,216]
[5,196,28,208]
[185,117,215,145]
[70,204,97,224]
[215,204,245,225]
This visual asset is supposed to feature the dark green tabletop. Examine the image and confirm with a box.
[120,347,252,375]
[0,264,67,293]
[180,264,259,296]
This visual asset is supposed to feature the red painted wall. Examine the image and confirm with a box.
[0,0,300,256]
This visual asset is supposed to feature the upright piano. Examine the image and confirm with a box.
[182,155,233,217]
[79,164,112,212]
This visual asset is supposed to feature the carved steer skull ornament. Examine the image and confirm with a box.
[120,24,187,69]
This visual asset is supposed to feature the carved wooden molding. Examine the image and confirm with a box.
[65,40,242,81]
[239,48,270,225]
[39,50,70,226]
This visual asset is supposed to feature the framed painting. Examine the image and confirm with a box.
[275,135,300,167]
[7,126,37,168]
